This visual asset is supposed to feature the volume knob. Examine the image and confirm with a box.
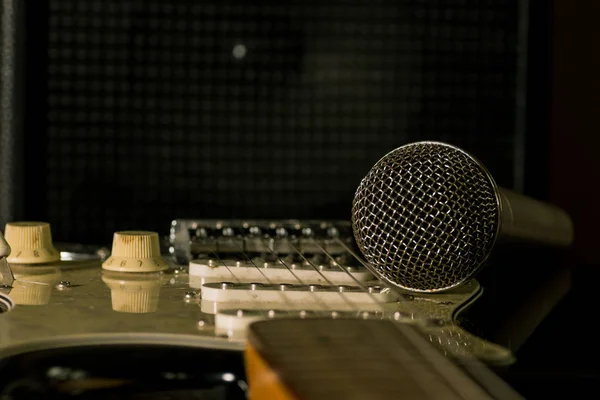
[102,231,169,272]
[4,222,60,264]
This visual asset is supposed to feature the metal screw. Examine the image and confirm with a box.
[56,281,71,290]
[327,227,339,238]
[237,310,244,318]
[393,311,405,320]
[96,247,111,260]
[184,291,196,300]
[197,228,208,238]
[368,286,382,293]
[250,283,262,290]
[427,318,446,327]
[268,310,276,318]
[279,284,292,291]
[275,227,288,237]
[309,284,320,292]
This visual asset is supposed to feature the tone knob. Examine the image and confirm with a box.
[4,222,60,264]
[102,231,169,272]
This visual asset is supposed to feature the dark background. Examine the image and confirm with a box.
[5,0,535,244]
[1,0,599,398]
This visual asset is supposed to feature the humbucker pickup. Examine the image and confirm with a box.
[169,219,354,264]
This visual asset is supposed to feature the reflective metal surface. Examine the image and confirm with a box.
[0,252,513,366]
[352,141,499,292]
[0,220,514,370]
[0,260,240,358]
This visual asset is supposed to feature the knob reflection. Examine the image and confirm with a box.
[102,271,168,314]
[9,265,62,305]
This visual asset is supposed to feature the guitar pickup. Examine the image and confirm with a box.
[215,308,387,340]
[169,219,355,264]
[199,282,398,315]
[189,257,374,288]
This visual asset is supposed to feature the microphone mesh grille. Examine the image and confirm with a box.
[351,142,499,292]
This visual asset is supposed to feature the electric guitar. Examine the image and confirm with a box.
[0,219,520,398]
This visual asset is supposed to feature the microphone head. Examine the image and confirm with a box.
[351,141,500,292]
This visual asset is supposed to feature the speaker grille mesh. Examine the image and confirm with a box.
[34,0,521,243]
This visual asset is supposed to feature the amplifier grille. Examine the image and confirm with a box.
[27,0,521,243]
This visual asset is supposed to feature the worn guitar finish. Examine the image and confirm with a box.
[0,232,513,367]
[0,260,239,358]
[0,219,515,398]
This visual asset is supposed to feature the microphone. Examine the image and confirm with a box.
[351,141,574,292]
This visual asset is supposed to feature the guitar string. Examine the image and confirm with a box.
[207,237,331,321]
[283,237,390,317]
[203,229,406,321]
[209,249,273,320]
[196,224,485,367]
[222,229,393,319]
[235,233,480,396]
[196,229,282,320]
[333,236,495,369]
[318,237,503,390]
[212,234,459,398]
[255,236,359,313]
[229,236,336,314]
[312,237,397,304]
[209,233,384,320]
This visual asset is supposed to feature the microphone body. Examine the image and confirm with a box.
[351,141,573,293]
[495,188,573,247]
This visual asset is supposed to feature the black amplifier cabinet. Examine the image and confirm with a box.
[0,0,546,244]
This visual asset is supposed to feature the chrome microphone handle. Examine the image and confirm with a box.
[497,188,574,247]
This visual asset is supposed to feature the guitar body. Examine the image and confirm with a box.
[0,219,514,397]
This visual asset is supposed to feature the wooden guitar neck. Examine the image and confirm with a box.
[245,318,524,400]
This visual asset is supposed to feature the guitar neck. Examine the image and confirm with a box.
[245,318,523,400]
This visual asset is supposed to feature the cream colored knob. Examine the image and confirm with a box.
[4,222,60,264]
[102,271,165,313]
[102,231,169,272]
